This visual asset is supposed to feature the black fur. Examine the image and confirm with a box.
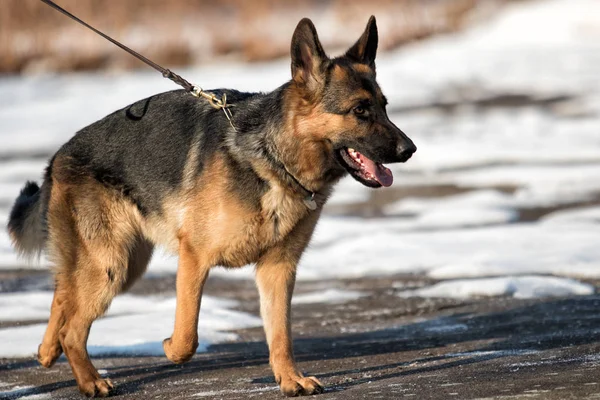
[8,181,41,238]
[7,178,50,256]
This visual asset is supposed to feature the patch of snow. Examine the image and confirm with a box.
[0,385,52,400]
[292,289,365,305]
[0,292,261,358]
[399,276,594,299]
[193,385,279,397]
[384,190,518,228]
[422,320,468,334]
[298,219,600,281]
[0,292,52,321]
[447,349,537,358]
[541,206,600,225]
[509,353,600,368]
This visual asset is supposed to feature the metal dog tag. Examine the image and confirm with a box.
[303,194,317,211]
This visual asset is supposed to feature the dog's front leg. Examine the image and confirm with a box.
[256,247,324,396]
[164,238,210,364]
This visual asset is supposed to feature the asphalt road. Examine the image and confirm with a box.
[1,273,599,399]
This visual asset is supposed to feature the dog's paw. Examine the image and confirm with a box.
[78,378,113,398]
[37,343,62,368]
[163,337,197,364]
[279,375,324,397]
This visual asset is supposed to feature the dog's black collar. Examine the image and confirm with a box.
[282,166,317,210]
[269,156,317,210]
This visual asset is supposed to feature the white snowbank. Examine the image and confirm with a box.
[0,292,261,358]
[297,216,600,281]
[399,276,595,299]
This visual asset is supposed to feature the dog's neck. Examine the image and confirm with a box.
[228,83,345,201]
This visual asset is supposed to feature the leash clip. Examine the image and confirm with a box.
[191,86,236,130]
[191,86,227,109]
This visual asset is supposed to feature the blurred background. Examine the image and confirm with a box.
[0,0,599,361]
[2,0,505,74]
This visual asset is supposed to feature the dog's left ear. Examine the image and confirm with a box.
[291,18,328,92]
[346,16,378,68]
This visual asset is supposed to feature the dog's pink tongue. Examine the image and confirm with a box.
[362,156,393,187]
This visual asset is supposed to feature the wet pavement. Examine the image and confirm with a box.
[1,273,599,399]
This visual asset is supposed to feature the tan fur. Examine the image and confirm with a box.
[163,235,209,364]
[332,64,349,81]
[352,62,373,75]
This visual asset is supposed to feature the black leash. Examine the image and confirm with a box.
[39,0,232,112]
[40,0,193,91]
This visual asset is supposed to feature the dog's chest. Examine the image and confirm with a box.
[186,185,310,268]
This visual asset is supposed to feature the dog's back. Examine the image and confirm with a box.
[7,89,250,256]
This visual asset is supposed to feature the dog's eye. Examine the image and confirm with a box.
[353,106,366,115]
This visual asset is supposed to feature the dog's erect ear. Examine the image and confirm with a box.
[291,18,328,90]
[346,16,378,68]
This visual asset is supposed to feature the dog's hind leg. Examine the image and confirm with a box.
[45,181,141,397]
[59,237,152,398]
[37,279,67,368]
[163,237,210,364]
[37,181,76,369]
[58,270,117,398]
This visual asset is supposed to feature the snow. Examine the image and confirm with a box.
[0,0,599,358]
[509,354,600,368]
[192,386,279,397]
[0,385,51,400]
[0,292,261,358]
[291,289,365,305]
[399,276,594,299]
[541,206,600,225]
[383,190,518,227]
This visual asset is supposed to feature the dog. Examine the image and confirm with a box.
[7,16,416,397]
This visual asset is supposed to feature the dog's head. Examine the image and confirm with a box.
[286,16,416,188]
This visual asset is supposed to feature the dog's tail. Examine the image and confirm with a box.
[7,180,49,258]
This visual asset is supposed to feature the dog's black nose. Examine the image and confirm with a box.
[398,143,417,162]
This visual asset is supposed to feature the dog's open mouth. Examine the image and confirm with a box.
[338,147,393,188]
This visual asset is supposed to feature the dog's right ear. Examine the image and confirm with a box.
[290,18,328,92]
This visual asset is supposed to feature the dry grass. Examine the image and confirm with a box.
[1,0,509,74]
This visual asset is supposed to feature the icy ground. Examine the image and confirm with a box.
[0,0,599,358]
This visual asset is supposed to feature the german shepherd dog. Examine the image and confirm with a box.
[8,16,415,397]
